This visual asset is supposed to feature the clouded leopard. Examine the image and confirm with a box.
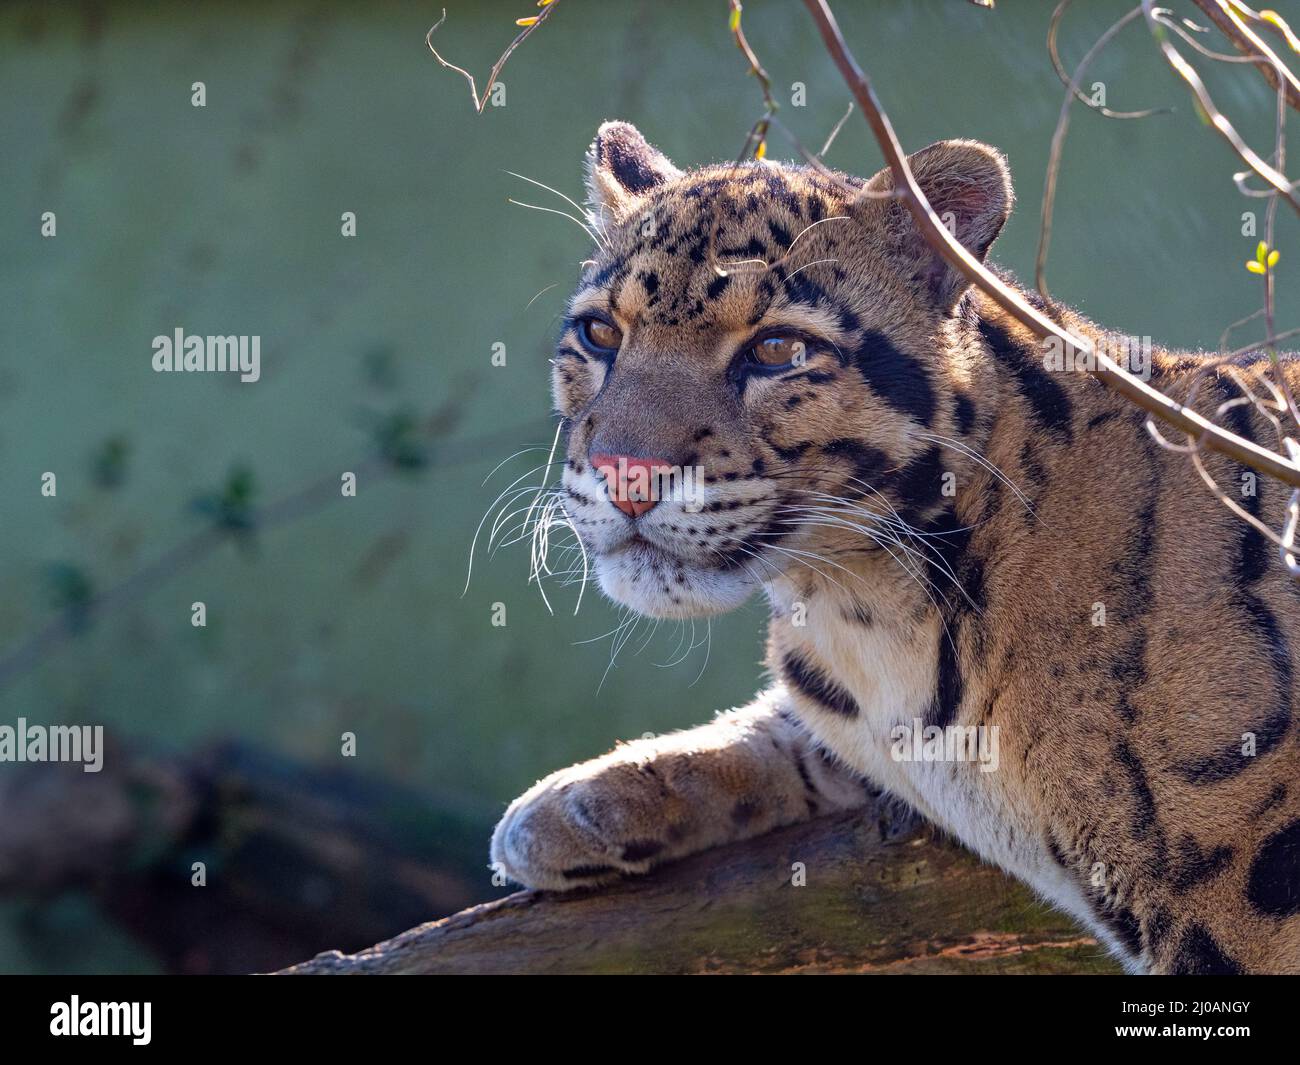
[490,120,1300,974]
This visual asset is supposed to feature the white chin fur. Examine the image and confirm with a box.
[593,544,758,619]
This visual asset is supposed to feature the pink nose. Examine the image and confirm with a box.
[590,453,673,518]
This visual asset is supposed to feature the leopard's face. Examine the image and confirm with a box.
[553,122,1013,620]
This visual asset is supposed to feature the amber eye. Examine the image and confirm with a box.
[578,316,623,354]
[748,335,806,368]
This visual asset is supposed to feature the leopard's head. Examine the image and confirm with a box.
[554,121,1013,619]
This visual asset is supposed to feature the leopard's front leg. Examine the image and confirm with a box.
[490,688,871,890]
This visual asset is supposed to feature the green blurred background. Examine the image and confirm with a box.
[0,0,1293,972]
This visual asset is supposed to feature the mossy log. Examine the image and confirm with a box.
[282,806,1122,975]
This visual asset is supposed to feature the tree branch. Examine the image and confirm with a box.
[1189,0,1300,112]
[279,808,1120,975]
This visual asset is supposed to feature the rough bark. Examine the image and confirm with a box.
[282,807,1121,975]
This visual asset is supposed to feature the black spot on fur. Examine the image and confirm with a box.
[795,750,817,795]
[978,318,1074,444]
[846,331,936,427]
[620,839,665,863]
[781,369,836,385]
[763,432,812,462]
[767,219,792,248]
[930,630,964,730]
[731,798,760,826]
[1252,782,1288,819]
[1171,834,1233,892]
[1114,739,1167,875]
[783,650,860,718]
[953,392,977,435]
[1175,706,1289,784]
[1109,499,1157,724]
[1246,819,1300,918]
[842,601,873,626]
[706,273,730,300]
[893,445,946,523]
[1168,923,1242,975]
[1045,832,1072,870]
[1224,399,1269,584]
[919,507,986,729]
[1177,593,1293,783]
[821,438,889,487]
[1107,906,1144,958]
[1144,905,1173,954]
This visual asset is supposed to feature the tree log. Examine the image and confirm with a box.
[281,806,1122,975]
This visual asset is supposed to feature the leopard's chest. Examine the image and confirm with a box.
[772,603,1071,893]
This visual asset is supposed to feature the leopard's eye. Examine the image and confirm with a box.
[748,335,806,368]
[578,316,623,354]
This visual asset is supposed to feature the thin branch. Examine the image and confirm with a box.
[729,0,778,159]
[1048,0,1171,119]
[819,101,855,158]
[1038,4,1153,300]
[426,2,560,115]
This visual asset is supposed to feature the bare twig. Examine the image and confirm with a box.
[1038,4,1153,300]
[1048,0,1170,119]
[426,2,560,115]
[819,101,856,158]
[729,0,777,159]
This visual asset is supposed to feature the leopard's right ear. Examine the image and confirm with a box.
[585,121,682,222]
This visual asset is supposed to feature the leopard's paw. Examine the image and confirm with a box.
[490,758,686,891]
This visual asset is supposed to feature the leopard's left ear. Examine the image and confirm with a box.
[585,121,683,222]
[862,139,1014,310]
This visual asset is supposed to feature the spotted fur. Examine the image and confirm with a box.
[491,121,1300,974]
